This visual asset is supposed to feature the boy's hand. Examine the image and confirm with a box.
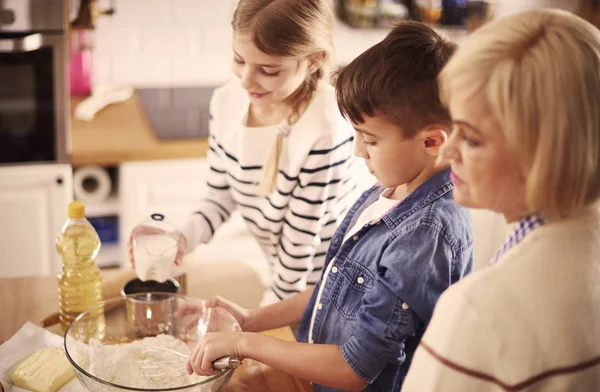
[187,332,247,376]
[205,296,255,332]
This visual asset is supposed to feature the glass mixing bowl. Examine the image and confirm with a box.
[64,293,241,391]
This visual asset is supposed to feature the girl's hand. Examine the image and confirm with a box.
[128,226,187,267]
[205,296,255,332]
[187,332,247,376]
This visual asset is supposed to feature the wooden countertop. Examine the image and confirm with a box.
[70,94,208,167]
[0,268,313,392]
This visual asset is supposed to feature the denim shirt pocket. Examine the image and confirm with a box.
[332,260,375,320]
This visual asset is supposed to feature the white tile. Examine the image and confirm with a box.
[171,54,233,86]
[201,0,234,26]
[91,21,114,58]
[173,0,233,26]
[202,26,233,54]
[93,13,113,36]
[139,27,204,55]
[109,27,143,55]
[172,0,205,25]
[112,54,172,87]
[141,27,176,54]
[333,21,387,65]
[170,27,204,55]
[92,54,113,86]
[111,0,173,27]
[171,54,205,85]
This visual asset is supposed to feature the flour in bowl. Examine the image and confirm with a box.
[87,334,208,389]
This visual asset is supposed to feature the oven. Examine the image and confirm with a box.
[0,0,68,164]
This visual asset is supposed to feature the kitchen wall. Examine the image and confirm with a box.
[90,0,238,87]
[88,0,581,88]
[89,0,401,88]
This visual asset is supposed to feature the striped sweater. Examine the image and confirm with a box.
[179,80,358,300]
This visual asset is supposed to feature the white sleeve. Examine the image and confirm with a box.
[179,89,238,253]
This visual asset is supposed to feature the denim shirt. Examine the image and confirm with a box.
[298,168,473,392]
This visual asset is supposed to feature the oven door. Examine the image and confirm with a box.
[0,32,67,164]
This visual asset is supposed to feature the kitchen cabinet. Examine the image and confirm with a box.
[0,164,73,278]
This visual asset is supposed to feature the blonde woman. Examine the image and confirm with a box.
[129,0,359,305]
[402,9,600,391]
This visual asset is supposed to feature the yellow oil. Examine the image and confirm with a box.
[56,217,105,336]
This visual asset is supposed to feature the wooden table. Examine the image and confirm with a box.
[0,270,313,392]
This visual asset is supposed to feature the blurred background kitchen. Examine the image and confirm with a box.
[0,0,597,304]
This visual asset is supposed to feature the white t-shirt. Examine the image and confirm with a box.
[308,189,399,343]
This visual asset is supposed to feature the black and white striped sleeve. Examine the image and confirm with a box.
[273,135,354,298]
[179,98,238,254]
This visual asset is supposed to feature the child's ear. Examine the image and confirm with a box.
[421,126,449,157]
[307,51,327,74]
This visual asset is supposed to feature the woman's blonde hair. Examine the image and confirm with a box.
[440,9,600,219]
[232,0,335,195]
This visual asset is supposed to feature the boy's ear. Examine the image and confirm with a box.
[420,126,449,157]
[307,51,327,74]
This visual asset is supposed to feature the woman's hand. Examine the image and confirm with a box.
[187,332,248,376]
[128,226,187,267]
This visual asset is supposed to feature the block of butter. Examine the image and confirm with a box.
[11,347,76,392]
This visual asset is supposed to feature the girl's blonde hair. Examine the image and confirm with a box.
[440,9,600,219]
[232,0,335,195]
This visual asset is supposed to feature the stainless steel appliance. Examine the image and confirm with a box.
[0,0,68,164]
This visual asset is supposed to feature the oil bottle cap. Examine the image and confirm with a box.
[68,200,85,219]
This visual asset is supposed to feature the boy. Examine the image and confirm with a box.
[186,21,473,392]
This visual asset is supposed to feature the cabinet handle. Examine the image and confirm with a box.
[56,177,63,185]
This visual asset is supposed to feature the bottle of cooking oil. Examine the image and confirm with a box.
[56,200,104,334]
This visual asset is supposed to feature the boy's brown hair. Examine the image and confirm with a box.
[336,21,457,138]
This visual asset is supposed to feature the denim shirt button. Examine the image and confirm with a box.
[318,303,323,310]
[357,277,365,284]
[352,235,359,241]
[402,302,409,310]
[332,266,338,273]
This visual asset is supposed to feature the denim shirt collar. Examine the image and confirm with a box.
[374,168,453,231]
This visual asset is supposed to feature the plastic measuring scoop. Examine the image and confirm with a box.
[133,213,181,282]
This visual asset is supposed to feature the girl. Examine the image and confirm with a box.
[130,0,358,305]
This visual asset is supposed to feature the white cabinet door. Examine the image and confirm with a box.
[0,164,73,278]
[119,158,210,266]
